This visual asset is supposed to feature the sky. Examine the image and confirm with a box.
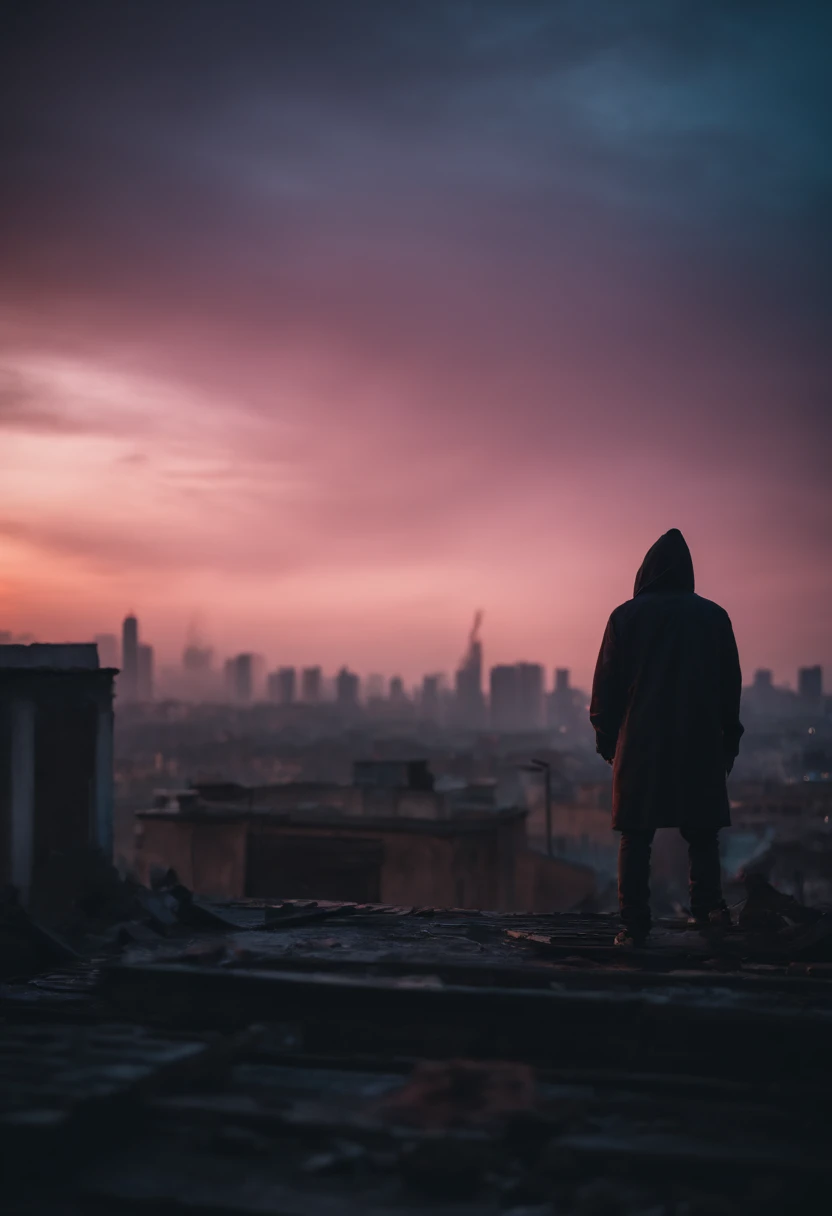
[1,0,830,687]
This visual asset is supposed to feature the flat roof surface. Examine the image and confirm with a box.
[137,805,527,834]
[4,901,832,1212]
[0,642,100,669]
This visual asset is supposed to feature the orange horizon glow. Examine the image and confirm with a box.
[1,348,826,690]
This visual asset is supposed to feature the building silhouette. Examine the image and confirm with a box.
[549,668,578,732]
[0,644,115,903]
[516,662,544,730]
[746,669,778,716]
[366,674,385,701]
[455,611,485,728]
[798,666,823,703]
[225,654,253,704]
[301,666,322,703]
[488,663,544,731]
[336,666,360,709]
[183,645,213,673]
[490,665,518,731]
[120,614,139,702]
[389,676,406,705]
[421,674,441,721]
[137,644,154,701]
[268,666,296,705]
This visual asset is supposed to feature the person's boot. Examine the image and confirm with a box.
[614,928,649,948]
[687,906,731,933]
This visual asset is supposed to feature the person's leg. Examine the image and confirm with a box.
[680,825,726,922]
[618,829,655,939]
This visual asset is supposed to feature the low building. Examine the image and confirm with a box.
[728,780,832,840]
[133,799,595,913]
[187,761,447,821]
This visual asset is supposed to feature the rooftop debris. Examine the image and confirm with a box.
[738,872,824,930]
[0,886,76,978]
[1,852,247,979]
[3,885,832,1214]
[375,1059,536,1130]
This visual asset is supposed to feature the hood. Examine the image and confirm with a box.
[634,529,695,596]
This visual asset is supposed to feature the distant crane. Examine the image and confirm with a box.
[455,610,485,727]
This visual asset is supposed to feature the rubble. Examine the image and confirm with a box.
[1,852,249,979]
[3,901,832,1215]
[376,1059,536,1129]
[0,885,76,977]
[738,873,823,931]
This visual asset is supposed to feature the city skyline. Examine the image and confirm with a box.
[90,611,824,703]
[2,4,829,688]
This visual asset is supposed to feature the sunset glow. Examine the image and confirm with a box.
[2,2,829,686]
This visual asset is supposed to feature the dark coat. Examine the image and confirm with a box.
[590,529,743,832]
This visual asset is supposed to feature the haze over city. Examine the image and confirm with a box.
[2,1,829,686]
[3,8,832,1206]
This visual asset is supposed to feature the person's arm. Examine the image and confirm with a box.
[590,612,623,763]
[720,611,743,773]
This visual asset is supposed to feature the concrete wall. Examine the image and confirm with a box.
[0,666,115,903]
[134,812,593,913]
[133,817,247,897]
[515,850,597,913]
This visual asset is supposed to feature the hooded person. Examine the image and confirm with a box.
[590,529,743,945]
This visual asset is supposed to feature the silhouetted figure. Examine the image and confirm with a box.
[590,529,743,945]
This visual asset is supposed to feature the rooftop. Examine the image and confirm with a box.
[0,642,101,670]
[137,802,527,834]
[3,886,832,1214]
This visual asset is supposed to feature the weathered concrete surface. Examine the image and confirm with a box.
[3,904,832,1215]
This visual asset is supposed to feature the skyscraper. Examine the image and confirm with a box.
[421,674,441,721]
[120,614,139,702]
[183,645,213,672]
[226,654,253,704]
[798,666,823,702]
[366,673,385,701]
[137,643,154,701]
[336,666,360,709]
[94,633,118,669]
[301,666,322,703]
[515,662,544,730]
[550,668,575,731]
[490,664,518,731]
[747,668,778,716]
[389,675,406,705]
[455,612,485,728]
[268,666,296,705]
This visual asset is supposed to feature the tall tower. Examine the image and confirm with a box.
[336,666,360,710]
[267,666,296,705]
[137,644,154,701]
[121,614,139,702]
[301,667,322,703]
[798,666,823,702]
[550,667,575,732]
[490,665,518,731]
[232,654,254,704]
[454,611,485,728]
[421,674,441,721]
[516,662,544,730]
